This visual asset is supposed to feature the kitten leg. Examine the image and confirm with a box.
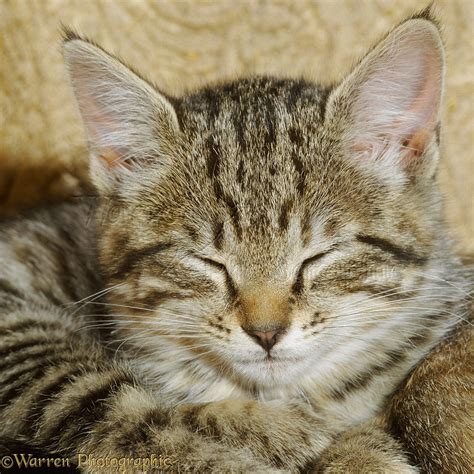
[177,398,334,472]
[308,420,418,474]
[0,310,275,472]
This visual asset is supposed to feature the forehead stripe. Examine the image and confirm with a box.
[206,135,220,180]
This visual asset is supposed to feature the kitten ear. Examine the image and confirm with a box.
[328,16,444,180]
[62,32,180,192]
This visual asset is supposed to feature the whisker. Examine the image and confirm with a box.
[412,270,470,294]
[66,283,125,306]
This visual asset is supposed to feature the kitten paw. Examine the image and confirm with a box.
[177,398,332,471]
[309,421,418,474]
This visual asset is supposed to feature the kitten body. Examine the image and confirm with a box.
[0,10,472,473]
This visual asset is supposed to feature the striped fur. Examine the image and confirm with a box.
[1,9,472,473]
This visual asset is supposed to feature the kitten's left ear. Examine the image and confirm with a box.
[328,15,444,180]
[62,31,180,192]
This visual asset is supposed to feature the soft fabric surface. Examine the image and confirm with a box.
[0,0,472,251]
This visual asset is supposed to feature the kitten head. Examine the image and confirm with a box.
[63,13,452,398]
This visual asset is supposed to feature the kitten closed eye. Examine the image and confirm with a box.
[292,249,334,294]
[195,255,237,300]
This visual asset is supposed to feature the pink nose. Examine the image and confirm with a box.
[242,327,285,352]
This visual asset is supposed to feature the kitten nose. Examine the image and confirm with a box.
[242,327,285,352]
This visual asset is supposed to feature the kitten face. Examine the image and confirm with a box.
[64,17,448,396]
[96,78,435,390]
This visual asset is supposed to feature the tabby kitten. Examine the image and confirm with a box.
[0,10,470,473]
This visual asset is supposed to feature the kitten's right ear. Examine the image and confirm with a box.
[62,30,180,193]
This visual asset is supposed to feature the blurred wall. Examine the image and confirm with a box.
[0,0,472,251]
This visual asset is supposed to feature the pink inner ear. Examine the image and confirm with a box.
[400,129,430,168]
[336,20,445,180]
[99,148,126,168]
[74,81,130,169]
[398,49,441,165]
[352,40,442,166]
[405,48,441,130]
[85,111,133,170]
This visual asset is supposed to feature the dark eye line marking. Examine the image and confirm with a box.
[136,289,187,309]
[195,255,238,300]
[302,251,330,268]
[292,249,332,294]
[356,234,428,265]
[342,283,399,296]
[111,242,173,279]
[196,256,228,273]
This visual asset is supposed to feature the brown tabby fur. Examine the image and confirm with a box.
[0,7,472,473]
[315,295,473,473]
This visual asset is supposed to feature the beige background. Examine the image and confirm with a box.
[0,0,472,251]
